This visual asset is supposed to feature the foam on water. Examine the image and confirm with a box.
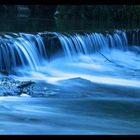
[12,49,140,88]
[1,30,140,134]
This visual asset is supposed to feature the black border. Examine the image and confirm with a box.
[1,0,140,5]
[0,0,140,139]
[0,135,140,139]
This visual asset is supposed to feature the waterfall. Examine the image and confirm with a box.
[0,30,139,72]
[54,30,129,60]
[0,33,47,71]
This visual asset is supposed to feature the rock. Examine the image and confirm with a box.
[17,81,35,88]
[0,70,9,76]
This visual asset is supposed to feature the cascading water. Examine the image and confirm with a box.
[1,29,140,135]
[0,33,48,71]
[1,29,140,88]
[0,30,131,72]
[0,29,137,88]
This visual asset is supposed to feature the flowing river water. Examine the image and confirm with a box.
[0,17,140,134]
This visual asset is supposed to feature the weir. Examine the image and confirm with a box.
[0,29,139,72]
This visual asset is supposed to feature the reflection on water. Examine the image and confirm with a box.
[0,16,140,33]
[0,17,56,33]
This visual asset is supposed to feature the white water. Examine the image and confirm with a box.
[1,31,140,134]
[12,49,140,89]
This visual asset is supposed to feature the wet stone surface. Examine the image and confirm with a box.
[0,77,56,97]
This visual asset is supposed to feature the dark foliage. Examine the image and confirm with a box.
[56,5,140,23]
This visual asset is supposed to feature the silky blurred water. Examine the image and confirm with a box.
[5,49,139,134]
[0,95,140,134]
[0,17,140,134]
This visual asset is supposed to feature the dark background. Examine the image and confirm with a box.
[0,5,140,23]
[0,5,140,33]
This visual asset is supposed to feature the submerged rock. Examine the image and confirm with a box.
[17,81,35,88]
[0,70,9,76]
[0,77,57,97]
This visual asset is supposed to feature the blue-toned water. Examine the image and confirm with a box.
[0,29,140,134]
